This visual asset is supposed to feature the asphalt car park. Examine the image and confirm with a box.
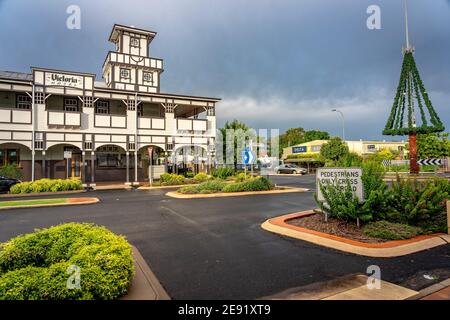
[0,175,448,299]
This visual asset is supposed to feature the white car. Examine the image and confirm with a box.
[275,164,307,174]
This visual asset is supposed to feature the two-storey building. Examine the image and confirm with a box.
[0,24,220,186]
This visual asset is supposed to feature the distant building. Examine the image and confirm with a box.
[283,139,406,161]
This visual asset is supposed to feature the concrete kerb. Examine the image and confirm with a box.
[120,246,170,300]
[165,186,309,199]
[0,190,86,199]
[261,210,448,258]
[0,197,100,210]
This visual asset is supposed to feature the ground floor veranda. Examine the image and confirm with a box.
[0,142,212,185]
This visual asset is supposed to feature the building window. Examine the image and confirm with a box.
[95,100,110,114]
[120,68,130,79]
[97,154,119,168]
[34,92,45,104]
[64,98,79,112]
[367,144,377,152]
[143,72,153,83]
[137,105,143,117]
[0,149,20,166]
[16,94,31,109]
[130,37,140,47]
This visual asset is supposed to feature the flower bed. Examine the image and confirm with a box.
[287,213,424,242]
[9,178,83,194]
[177,176,274,194]
[315,161,449,240]
[0,223,134,300]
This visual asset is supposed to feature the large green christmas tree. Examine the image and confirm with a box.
[383,1,444,174]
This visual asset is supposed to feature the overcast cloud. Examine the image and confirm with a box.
[0,0,449,139]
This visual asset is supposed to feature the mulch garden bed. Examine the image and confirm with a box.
[286,213,389,243]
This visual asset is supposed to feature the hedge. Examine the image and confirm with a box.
[9,179,83,194]
[159,173,185,186]
[0,223,134,300]
[177,177,274,194]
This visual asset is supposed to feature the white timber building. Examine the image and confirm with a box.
[0,24,220,185]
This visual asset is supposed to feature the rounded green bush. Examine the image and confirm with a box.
[223,177,274,193]
[9,179,82,194]
[193,172,209,183]
[160,173,185,185]
[0,223,134,300]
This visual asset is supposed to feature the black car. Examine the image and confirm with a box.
[0,176,20,193]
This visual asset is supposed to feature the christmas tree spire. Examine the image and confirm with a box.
[382,0,444,174]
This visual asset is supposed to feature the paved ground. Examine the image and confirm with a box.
[0,174,449,299]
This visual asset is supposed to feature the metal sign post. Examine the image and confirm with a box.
[64,150,72,179]
[147,146,154,185]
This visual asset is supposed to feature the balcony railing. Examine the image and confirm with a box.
[176,118,207,132]
[94,114,127,128]
[0,108,32,124]
[138,116,165,130]
[47,110,81,127]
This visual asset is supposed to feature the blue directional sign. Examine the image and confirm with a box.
[242,148,255,165]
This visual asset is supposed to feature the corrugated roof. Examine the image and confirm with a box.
[0,70,32,81]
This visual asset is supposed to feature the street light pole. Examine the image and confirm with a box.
[332,109,345,141]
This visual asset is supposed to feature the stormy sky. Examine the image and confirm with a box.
[0,0,449,140]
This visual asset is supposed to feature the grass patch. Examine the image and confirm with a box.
[0,198,68,208]
[363,220,423,240]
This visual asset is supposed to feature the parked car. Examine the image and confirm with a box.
[0,176,20,193]
[275,164,307,175]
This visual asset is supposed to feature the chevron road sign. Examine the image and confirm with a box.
[241,148,255,165]
[382,160,391,166]
[417,159,442,166]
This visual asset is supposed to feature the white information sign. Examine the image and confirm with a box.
[45,72,84,89]
[64,151,72,159]
[316,168,364,203]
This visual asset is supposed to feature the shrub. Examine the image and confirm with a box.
[382,177,449,230]
[212,167,235,179]
[234,172,249,182]
[193,172,209,183]
[316,171,449,232]
[222,177,274,193]
[0,164,22,180]
[183,171,194,178]
[363,221,422,240]
[0,223,134,300]
[9,179,82,194]
[159,173,185,186]
[196,180,226,193]
[177,185,199,194]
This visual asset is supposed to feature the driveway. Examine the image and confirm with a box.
[0,176,449,299]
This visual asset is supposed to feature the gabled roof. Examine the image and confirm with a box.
[108,24,157,43]
[0,70,32,81]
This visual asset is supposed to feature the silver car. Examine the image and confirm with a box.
[275,164,307,174]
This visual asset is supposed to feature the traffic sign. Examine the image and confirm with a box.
[417,159,442,166]
[64,151,72,159]
[316,168,364,203]
[241,148,255,165]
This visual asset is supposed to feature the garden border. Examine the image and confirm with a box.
[261,210,449,257]
[0,197,99,210]
[0,190,86,198]
[165,186,309,199]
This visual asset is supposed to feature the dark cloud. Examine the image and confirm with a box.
[0,0,449,139]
